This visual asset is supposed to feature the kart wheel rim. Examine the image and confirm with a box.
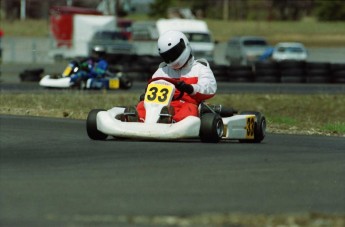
[216,120,224,137]
[261,119,266,137]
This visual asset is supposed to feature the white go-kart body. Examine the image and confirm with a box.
[39,75,71,88]
[87,78,266,143]
[39,61,76,88]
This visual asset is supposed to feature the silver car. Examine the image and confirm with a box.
[225,36,270,66]
[88,30,134,55]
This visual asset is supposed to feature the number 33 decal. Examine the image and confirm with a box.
[146,87,169,102]
[245,116,255,139]
[145,83,174,105]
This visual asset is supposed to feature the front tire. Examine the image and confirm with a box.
[86,109,108,140]
[200,113,224,143]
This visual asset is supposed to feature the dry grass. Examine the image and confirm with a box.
[48,212,345,227]
[1,19,50,37]
[2,19,345,47]
[205,19,345,46]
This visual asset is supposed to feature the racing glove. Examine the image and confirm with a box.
[139,93,145,101]
[176,81,194,95]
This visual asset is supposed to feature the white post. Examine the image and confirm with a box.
[223,0,229,21]
[32,40,37,63]
[20,0,26,20]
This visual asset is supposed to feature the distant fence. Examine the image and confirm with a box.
[2,37,55,63]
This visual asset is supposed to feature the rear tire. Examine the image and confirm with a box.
[239,111,266,143]
[120,76,133,89]
[87,109,108,140]
[200,113,224,143]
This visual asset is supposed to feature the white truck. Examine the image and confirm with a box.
[49,14,117,61]
[132,18,215,62]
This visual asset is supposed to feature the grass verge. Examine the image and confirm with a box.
[1,92,344,137]
[2,19,345,47]
[206,19,345,46]
[46,212,345,227]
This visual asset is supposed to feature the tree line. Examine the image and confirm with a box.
[1,0,344,21]
[149,0,345,21]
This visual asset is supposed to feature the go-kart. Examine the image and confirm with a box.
[86,77,266,143]
[39,60,133,90]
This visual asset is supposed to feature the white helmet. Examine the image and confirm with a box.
[157,30,192,69]
[92,45,106,57]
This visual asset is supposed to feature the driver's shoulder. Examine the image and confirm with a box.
[158,62,168,68]
[195,58,210,68]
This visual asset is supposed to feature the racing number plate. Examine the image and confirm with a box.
[62,65,72,77]
[109,78,120,89]
[245,116,255,139]
[145,83,173,105]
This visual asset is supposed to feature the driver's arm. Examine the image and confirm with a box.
[191,65,217,96]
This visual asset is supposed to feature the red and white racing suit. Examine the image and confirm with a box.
[137,57,217,122]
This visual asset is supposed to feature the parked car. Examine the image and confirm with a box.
[88,30,134,55]
[225,36,270,66]
[131,19,215,62]
[272,42,308,62]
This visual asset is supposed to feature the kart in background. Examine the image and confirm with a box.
[86,77,266,143]
[39,60,133,90]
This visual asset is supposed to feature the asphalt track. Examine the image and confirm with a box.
[1,114,344,226]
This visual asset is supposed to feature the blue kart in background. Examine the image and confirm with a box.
[39,60,133,90]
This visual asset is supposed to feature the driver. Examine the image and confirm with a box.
[128,30,217,122]
[74,46,109,83]
[82,46,109,78]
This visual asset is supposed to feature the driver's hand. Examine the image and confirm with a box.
[176,81,194,95]
[139,93,145,101]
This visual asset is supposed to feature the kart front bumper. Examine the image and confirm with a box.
[96,108,201,140]
[39,75,71,88]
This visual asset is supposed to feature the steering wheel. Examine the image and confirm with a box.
[147,77,184,101]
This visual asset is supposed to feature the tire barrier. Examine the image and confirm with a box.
[19,68,44,82]
[227,65,254,83]
[331,63,345,83]
[279,60,306,83]
[305,62,331,83]
[210,64,228,82]
[107,53,161,81]
[254,61,280,83]
[59,53,345,84]
[229,60,343,84]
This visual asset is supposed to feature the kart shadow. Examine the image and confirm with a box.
[105,137,244,144]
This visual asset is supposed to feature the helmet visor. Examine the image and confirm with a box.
[160,39,186,63]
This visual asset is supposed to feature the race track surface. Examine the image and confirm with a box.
[1,115,344,226]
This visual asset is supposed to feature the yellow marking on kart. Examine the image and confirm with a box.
[245,116,255,139]
[222,125,228,137]
[62,65,72,77]
[145,83,174,105]
[109,78,120,89]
